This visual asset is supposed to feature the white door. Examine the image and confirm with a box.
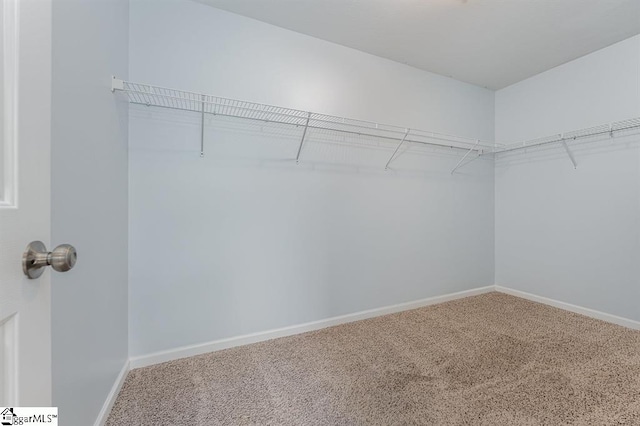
[0,0,52,406]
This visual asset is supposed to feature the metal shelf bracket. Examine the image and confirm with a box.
[561,136,577,169]
[295,112,311,164]
[385,129,410,170]
[451,140,480,174]
[200,94,206,158]
[111,76,124,92]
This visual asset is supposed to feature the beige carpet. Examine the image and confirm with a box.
[107,292,640,425]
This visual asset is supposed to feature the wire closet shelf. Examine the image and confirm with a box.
[112,77,501,172]
[112,78,640,171]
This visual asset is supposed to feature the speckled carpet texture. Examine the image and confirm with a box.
[107,292,640,425]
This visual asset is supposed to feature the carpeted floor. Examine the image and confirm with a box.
[107,292,640,425]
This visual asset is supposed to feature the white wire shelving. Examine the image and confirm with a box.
[112,77,640,172]
[494,117,640,168]
[112,77,500,173]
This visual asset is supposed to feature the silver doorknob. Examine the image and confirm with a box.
[22,241,77,279]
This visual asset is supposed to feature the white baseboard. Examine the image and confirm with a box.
[129,285,495,369]
[495,285,640,331]
[128,286,640,371]
[94,360,130,426]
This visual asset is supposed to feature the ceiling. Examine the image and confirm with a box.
[193,0,640,90]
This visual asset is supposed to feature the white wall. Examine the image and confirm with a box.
[495,36,640,321]
[128,0,495,357]
[51,1,129,425]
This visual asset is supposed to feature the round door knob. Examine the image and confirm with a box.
[49,244,77,272]
[22,241,77,279]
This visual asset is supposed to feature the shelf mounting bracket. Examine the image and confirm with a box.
[561,138,577,169]
[451,140,480,174]
[111,76,124,92]
[296,112,312,163]
[385,129,410,170]
[200,94,206,158]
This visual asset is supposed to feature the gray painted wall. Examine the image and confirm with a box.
[128,0,495,357]
[495,35,640,321]
[51,1,129,425]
